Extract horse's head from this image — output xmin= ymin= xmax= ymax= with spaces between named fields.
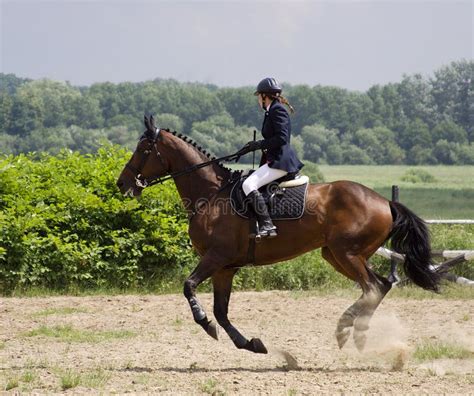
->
xmin=116 ymin=115 xmax=170 ymax=197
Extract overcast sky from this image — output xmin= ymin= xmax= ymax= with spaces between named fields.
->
xmin=1 ymin=0 xmax=472 ymax=91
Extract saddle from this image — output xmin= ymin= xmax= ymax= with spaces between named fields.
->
xmin=230 ymin=170 xmax=310 ymax=220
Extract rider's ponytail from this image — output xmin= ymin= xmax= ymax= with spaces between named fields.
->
xmin=267 ymin=93 xmax=295 ymax=114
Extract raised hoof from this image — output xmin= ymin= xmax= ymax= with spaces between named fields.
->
xmin=206 ymin=321 xmax=219 ymax=341
xmin=335 ymin=328 xmax=351 ymax=349
xmin=353 ymin=330 xmax=367 ymax=352
xmin=246 ymin=338 xmax=268 ymax=354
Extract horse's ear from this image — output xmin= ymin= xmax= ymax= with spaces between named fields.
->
xmin=150 ymin=115 xmax=156 ymax=130
xmin=144 ymin=114 xmax=150 ymax=130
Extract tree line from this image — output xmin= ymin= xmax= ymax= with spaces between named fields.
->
xmin=0 ymin=59 xmax=472 ymax=164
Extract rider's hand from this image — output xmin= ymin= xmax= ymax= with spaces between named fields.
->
xmin=241 ymin=140 xmax=263 ymax=153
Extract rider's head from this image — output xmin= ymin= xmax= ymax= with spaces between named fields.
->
xmin=254 ymin=77 xmax=294 ymax=113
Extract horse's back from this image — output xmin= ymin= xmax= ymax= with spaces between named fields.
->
xmin=307 ymin=180 xmax=392 ymax=229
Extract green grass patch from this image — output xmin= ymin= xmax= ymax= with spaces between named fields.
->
xmin=24 ymin=324 xmax=136 ymax=343
xmin=319 ymin=165 xmax=474 ymax=218
xmin=21 ymin=370 xmax=36 ymax=384
xmin=32 ymin=307 xmax=89 ymax=317
xmin=414 ymin=340 xmax=473 ymax=362
xmin=400 ymin=168 xmax=437 ymax=183
xmin=59 ymin=369 xmax=81 ymax=390
xmin=55 ymin=367 xmax=110 ymax=390
xmin=4 ymin=376 xmax=19 ymax=391
xmin=387 ymin=283 xmax=474 ymax=300
xmin=81 ymin=368 xmax=111 ymax=388
xmin=319 ymin=165 xmax=474 ymax=190
xmin=200 ymin=378 xmax=224 ymax=395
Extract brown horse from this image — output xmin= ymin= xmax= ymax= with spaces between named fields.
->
xmin=117 ymin=116 xmax=440 ymax=354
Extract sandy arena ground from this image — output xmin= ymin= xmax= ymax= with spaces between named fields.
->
xmin=1 ymin=291 xmax=473 ymax=394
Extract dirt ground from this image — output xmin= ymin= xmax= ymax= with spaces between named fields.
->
xmin=1 ymin=291 xmax=473 ymax=394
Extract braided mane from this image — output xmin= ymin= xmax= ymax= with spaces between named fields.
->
xmin=165 ymin=129 xmax=232 ymax=173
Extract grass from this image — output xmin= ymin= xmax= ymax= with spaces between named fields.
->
xmin=81 ymin=368 xmax=111 ymax=388
xmin=387 ymin=283 xmax=474 ymax=300
xmin=59 ymin=369 xmax=81 ymax=390
xmin=319 ymin=165 xmax=474 ymax=219
xmin=56 ymin=367 xmax=111 ymax=390
xmin=2 ymin=369 xmax=38 ymax=391
xmin=21 ymin=370 xmax=36 ymax=383
xmin=32 ymin=307 xmax=89 ymax=317
xmin=24 ymin=324 xmax=136 ymax=343
xmin=4 ymin=376 xmax=19 ymax=391
xmin=287 ymin=283 xmax=474 ymax=300
xmin=200 ymin=378 xmax=224 ymax=395
xmin=318 ymin=165 xmax=474 ymax=190
xmin=414 ymin=340 xmax=473 ymax=362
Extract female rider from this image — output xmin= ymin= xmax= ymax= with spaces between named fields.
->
xmin=240 ymin=77 xmax=304 ymax=239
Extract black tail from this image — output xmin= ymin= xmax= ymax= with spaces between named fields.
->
xmin=388 ymin=201 xmax=441 ymax=292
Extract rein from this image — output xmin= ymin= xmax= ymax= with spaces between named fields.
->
xmin=126 ymin=133 xmax=245 ymax=189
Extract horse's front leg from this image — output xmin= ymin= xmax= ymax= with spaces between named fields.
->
xmin=183 ymin=253 xmax=222 ymax=340
xmin=212 ymin=268 xmax=268 ymax=354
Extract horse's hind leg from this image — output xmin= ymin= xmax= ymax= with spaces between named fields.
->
xmin=212 ymin=268 xmax=268 ymax=354
xmin=351 ymin=269 xmax=392 ymax=351
xmin=321 ymin=247 xmax=360 ymax=349
xmin=324 ymin=247 xmax=391 ymax=351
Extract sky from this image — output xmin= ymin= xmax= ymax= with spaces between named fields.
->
xmin=1 ymin=0 xmax=472 ymax=91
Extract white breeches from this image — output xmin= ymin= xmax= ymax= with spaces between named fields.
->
xmin=242 ymin=164 xmax=288 ymax=196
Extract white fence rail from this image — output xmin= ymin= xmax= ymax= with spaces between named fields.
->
xmin=375 ymin=247 xmax=474 ymax=287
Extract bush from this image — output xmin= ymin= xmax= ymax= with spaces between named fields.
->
xmin=0 ymin=146 xmax=196 ymax=294
xmin=400 ymin=168 xmax=437 ymax=183
xmin=300 ymin=161 xmax=325 ymax=183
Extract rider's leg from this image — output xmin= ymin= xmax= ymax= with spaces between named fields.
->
xmin=242 ymin=164 xmax=287 ymax=238
xmin=242 ymin=164 xmax=287 ymax=196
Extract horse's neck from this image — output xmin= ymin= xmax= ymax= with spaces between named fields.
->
xmin=164 ymin=136 xmax=229 ymax=215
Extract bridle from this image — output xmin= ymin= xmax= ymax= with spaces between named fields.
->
xmin=125 ymin=128 xmax=244 ymax=189
xmin=125 ymin=132 xmax=169 ymax=188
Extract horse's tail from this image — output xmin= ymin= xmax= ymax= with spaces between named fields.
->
xmin=388 ymin=201 xmax=441 ymax=292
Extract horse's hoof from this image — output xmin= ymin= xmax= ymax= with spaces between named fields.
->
xmin=336 ymin=328 xmax=351 ymax=349
xmin=206 ymin=321 xmax=219 ymax=341
xmin=353 ymin=330 xmax=367 ymax=352
xmin=247 ymin=338 xmax=268 ymax=354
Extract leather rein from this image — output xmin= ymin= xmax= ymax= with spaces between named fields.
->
xmin=125 ymin=129 xmax=243 ymax=189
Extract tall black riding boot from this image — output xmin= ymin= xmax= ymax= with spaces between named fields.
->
xmin=247 ymin=190 xmax=277 ymax=239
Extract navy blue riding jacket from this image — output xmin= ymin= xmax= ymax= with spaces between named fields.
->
xmin=259 ymin=100 xmax=304 ymax=173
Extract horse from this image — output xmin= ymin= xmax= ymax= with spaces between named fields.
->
xmin=116 ymin=115 xmax=440 ymax=354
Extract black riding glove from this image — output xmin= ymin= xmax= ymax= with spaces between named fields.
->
xmin=240 ymin=140 xmax=263 ymax=154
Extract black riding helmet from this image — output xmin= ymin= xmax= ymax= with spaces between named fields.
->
xmin=254 ymin=77 xmax=282 ymax=95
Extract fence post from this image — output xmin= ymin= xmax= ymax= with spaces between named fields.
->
xmin=388 ymin=185 xmax=400 ymax=284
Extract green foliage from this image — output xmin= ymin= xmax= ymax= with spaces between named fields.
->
xmin=353 ymin=126 xmax=405 ymax=164
xmin=400 ymin=168 xmax=437 ymax=183
xmin=1 ymin=60 xmax=473 ymax=164
xmin=0 ymin=146 xmax=196 ymax=294
xmin=190 ymin=112 xmax=252 ymax=159
xmin=301 ymin=161 xmax=325 ymax=182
